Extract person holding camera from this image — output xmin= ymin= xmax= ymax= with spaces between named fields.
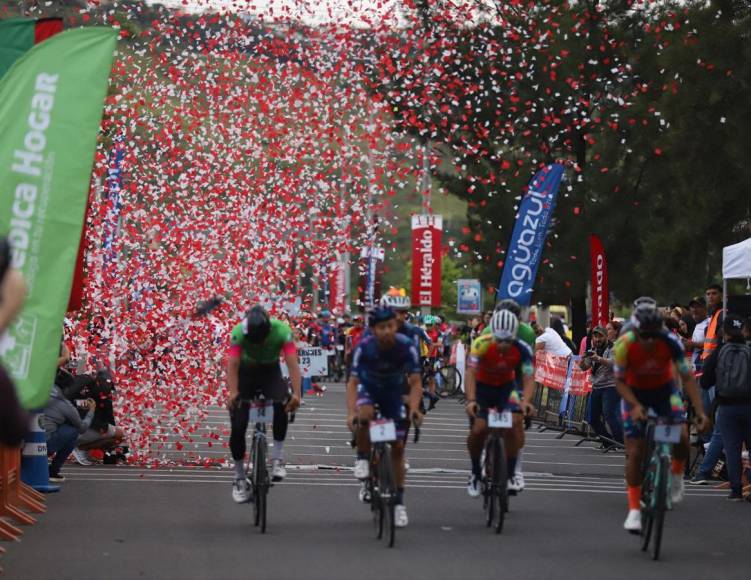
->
xmin=580 ymin=325 xmax=623 ymax=447
xmin=43 ymin=384 xmax=96 ymax=483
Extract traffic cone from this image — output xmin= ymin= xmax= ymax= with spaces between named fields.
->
xmin=20 ymin=412 xmax=60 ymax=493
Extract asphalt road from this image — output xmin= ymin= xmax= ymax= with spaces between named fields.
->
xmin=2 ymin=385 xmax=748 ymax=580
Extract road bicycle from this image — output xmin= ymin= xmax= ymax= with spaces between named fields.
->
xmin=352 ymin=410 xmax=419 ymax=548
xmin=639 ymin=411 xmax=684 ymax=560
xmin=242 ymin=393 xmax=274 ymax=534
xmin=422 ymin=357 xmax=462 ymax=399
xmin=481 ymin=407 xmax=513 ymax=534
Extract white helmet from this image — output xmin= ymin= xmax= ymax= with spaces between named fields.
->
xmin=380 ymin=293 xmax=411 ymax=311
xmin=490 ymin=310 xmax=519 ymax=341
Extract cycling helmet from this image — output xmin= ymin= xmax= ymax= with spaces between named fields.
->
xmin=368 ymin=306 xmax=396 ymax=327
xmin=319 ymin=310 xmax=331 ymax=320
xmin=242 ymin=305 xmax=271 ymax=343
xmin=631 ymin=298 xmax=663 ymax=333
xmin=424 ymin=315 xmax=436 ymax=326
xmin=495 ymin=298 xmax=522 ymax=318
xmin=490 ymin=309 xmax=519 ymax=341
xmin=380 ymin=288 xmax=411 ymax=311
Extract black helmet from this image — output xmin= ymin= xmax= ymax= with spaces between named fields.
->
xmin=632 ymin=298 xmax=663 ymax=333
xmin=368 ymin=306 xmax=396 ymax=327
xmin=242 ymin=305 xmax=271 ymax=344
xmin=495 ymin=298 xmax=522 ymax=318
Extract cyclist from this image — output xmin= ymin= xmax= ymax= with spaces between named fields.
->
xmin=614 ymin=298 xmax=708 ymax=533
xmin=346 ymin=306 xmax=423 ymax=528
xmin=226 ymin=305 xmax=302 ymax=503
xmin=465 ymin=310 xmax=536 ymax=497
xmin=480 ymin=299 xmax=537 ymax=489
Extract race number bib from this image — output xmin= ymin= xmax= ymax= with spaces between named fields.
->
xmin=369 ymin=419 xmax=397 ymax=442
xmin=654 ymin=424 xmax=681 ymax=443
xmin=249 ymin=402 xmax=274 ymax=423
xmin=488 ymin=409 xmax=513 ymax=429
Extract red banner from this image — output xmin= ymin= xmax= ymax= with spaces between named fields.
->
xmin=534 ymin=352 xmax=592 ymax=395
xmin=589 ymin=234 xmax=609 ymax=328
xmin=411 ymin=215 xmax=442 ymax=307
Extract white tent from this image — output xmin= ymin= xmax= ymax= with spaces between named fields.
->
xmin=722 ymin=237 xmax=751 ymax=314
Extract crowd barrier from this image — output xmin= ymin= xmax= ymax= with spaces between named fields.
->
xmin=0 ymin=444 xmax=47 ymax=572
xmin=531 ymin=352 xmax=622 ymax=449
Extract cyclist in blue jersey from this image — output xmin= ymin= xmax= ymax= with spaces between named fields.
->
xmin=346 ymin=306 xmax=423 ymax=528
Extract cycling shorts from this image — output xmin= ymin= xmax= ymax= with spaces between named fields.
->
xmin=472 ymin=382 xmax=521 ymax=423
xmin=356 ymin=383 xmax=408 ymax=441
xmin=621 ymin=382 xmax=686 ymax=439
xmin=238 ymin=363 xmax=287 ymax=403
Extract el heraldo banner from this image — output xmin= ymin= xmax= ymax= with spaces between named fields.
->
xmin=411 ymin=214 xmax=442 ymax=307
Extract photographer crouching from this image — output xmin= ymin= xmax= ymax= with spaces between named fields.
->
xmin=61 ymin=368 xmax=126 ymax=465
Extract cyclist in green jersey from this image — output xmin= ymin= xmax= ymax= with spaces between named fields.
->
xmin=226 ymin=305 xmax=301 ymax=503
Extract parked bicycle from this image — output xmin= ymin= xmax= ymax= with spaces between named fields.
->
xmin=422 ymin=357 xmax=462 ymax=399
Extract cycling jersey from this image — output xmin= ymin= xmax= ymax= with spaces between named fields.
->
xmin=351 ymin=334 xmax=422 ymax=390
xmin=425 ymin=328 xmax=441 ymax=357
xmin=468 ymin=335 xmax=534 ymax=387
xmin=228 ymin=319 xmax=296 ymax=365
xmin=320 ymin=323 xmax=336 ymax=348
xmin=397 ymin=322 xmax=432 ymax=353
xmin=613 ymin=330 xmax=689 ymax=390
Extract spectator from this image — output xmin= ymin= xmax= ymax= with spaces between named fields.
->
xmin=701 ymin=284 xmax=724 ymax=363
xmin=685 ymin=296 xmax=709 ymax=372
xmin=605 ymin=320 xmax=622 ymax=343
xmin=43 ymin=385 xmax=96 ymax=482
xmin=580 ymin=326 xmax=623 ymax=447
xmin=579 ymin=317 xmax=593 ymax=356
xmin=700 ymin=314 xmax=751 ymax=501
xmin=68 ymin=369 xmax=125 ymax=465
xmin=535 ymin=317 xmax=573 ymax=357
xmin=690 ymin=284 xmax=727 ymax=485
xmin=0 ymin=238 xmax=28 ymax=447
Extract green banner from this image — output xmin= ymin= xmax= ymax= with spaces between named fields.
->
xmin=0 ymin=27 xmax=116 ymax=409
xmin=0 ymin=18 xmax=35 ymax=78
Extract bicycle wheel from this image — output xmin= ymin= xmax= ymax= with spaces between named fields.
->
xmin=370 ymin=458 xmax=384 ymax=540
xmin=253 ymin=438 xmax=268 ymax=533
xmin=437 ymin=364 xmax=461 ymax=397
xmin=483 ymin=440 xmax=495 ymax=528
xmin=640 ymin=424 xmax=656 ymax=551
xmin=492 ymin=437 xmax=508 ymax=534
xmin=651 ymin=453 xmax=670 ymax=561
xmin=378 ymin=444 xmax=396 ymax=548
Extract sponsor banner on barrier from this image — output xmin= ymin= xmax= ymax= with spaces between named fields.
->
xmin=282 ymin=347 xmax=328 ymax=378
xmin=0 ymin=28 xmax=117 ymax=409
xmin=497 ymin=164 xmax=564 ymax=306
xmin=457 ymin=278 xmax=482 ymax=314
xmin=411 ymin=214 xmax=442 ymax=307
xmin=589 ymin=234 xmax=609 ymax=328
xmin=534 ymin=351 xmax=591 ymax=395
